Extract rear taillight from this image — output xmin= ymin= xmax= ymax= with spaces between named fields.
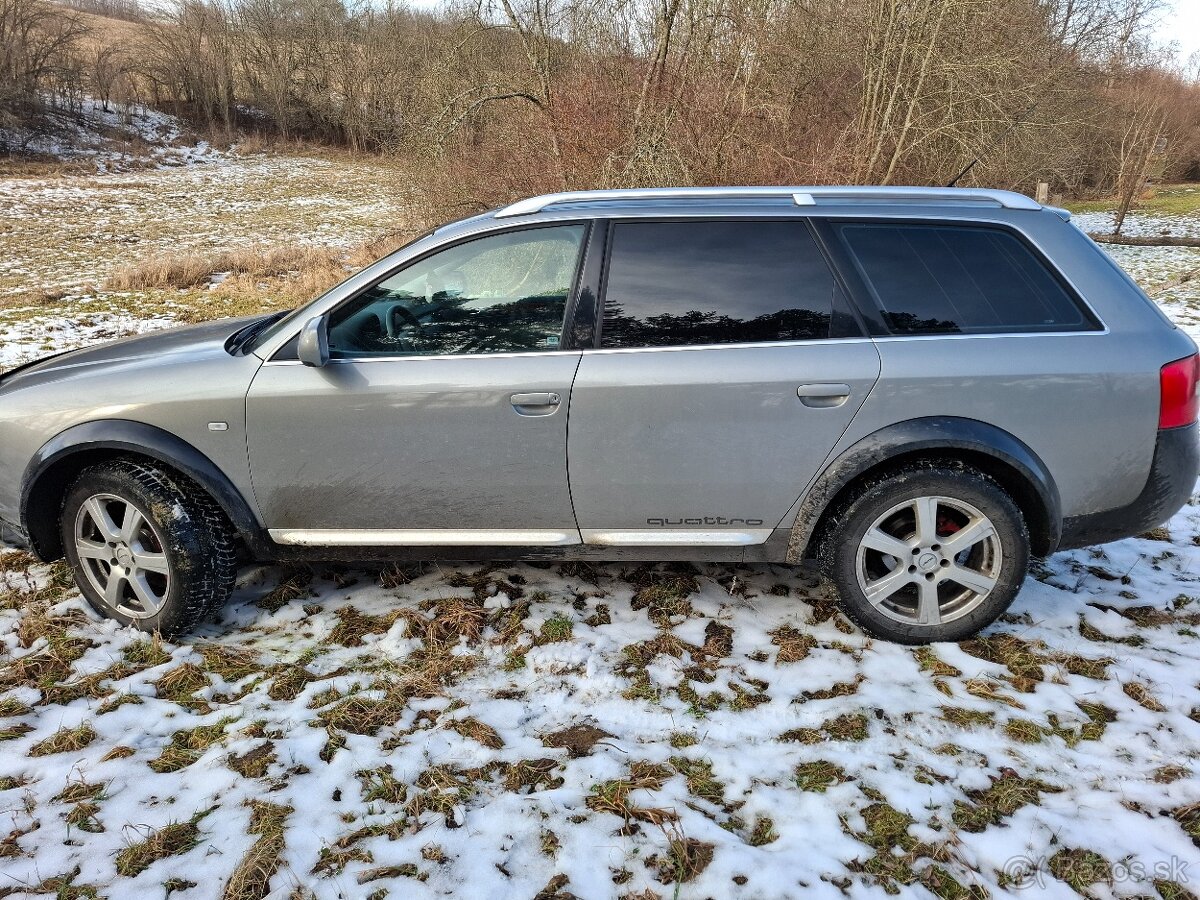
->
xmin=1159 ymin=353 xmax=1200 ymax=429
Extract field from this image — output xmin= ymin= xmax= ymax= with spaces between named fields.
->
xmin=1 ymin=155 xmax=1200 ymax=900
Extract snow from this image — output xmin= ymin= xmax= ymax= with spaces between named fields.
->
xmin=0 ymin=98 xmax=226 ymax=173
xmin=1 ymin=188 xmax=1199 ymax=897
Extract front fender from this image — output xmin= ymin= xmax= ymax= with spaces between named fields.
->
xmin=785 ymin=416 xmax=1062 ymax=563
xmin=21 ymin=419 xmax=269 ymax=560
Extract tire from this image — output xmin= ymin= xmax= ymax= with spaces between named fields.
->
xmin=826 ymin=463 xmax=1029 ymax=644
xmin=61 ymin=458 xmax=237 ymax=636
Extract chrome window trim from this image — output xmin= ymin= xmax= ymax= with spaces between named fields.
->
xmin=270 ymin=528 xmax=581 ymax=546
xmin=259 ymin=329 xmax=1110 ymax=365
xmin=261 ymin=349 xmax=583 ymax=366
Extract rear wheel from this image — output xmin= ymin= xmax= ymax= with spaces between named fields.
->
xmin=827 ymin=465 xmax=1028 ymax=644
xmin=61 ymin=459 xmax=237 ymax=636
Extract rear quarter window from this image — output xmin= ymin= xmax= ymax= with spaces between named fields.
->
xmin=832 ymin=222 xmax=1098 ymax=335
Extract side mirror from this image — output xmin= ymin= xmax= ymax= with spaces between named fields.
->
xmin=298 ymin=314 xmax=330 ymax=367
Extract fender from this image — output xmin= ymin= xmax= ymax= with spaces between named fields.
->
xmin=20 ymin=419 xmax=270 ymax=560
xmin=785 ymin=416 xmax=1062 ymax=563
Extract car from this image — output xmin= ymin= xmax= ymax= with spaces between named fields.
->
xmin=1 ymin=185 xmax=1197 ymax=643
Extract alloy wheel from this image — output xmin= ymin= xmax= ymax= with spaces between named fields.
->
xmin=74 ymin=493 xmax=172 ymax=619
xmin=854 ymin=495 xmax=1003 ymax=627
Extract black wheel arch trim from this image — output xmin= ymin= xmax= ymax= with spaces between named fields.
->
xmin=20 ymin=419 xmax=270 ymax=561
xmin=785 ymin=416 xmax=1063 ymax=564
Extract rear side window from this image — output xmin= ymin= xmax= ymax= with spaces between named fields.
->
xmin=600 ymin=220 xmax=839 ymax=348
xmin=832 ymin=223 xmax=1096 ymax=335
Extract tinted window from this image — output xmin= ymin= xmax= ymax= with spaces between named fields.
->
xmin=601 ymin=220 xmax=837 ymax=348
xmin=328 ymin=224 xmax=586 ymax=358
xmin=834 ymin=223 xmax=1093 ymax=335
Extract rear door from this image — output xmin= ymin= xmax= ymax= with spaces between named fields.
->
xmin=567 ymin=218 xmax=881 ymax=547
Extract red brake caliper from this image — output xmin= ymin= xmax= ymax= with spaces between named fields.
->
xmin=936 ymin=515 xmax=961 ymax=538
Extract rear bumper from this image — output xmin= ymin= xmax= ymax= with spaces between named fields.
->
xmin=1058 ymin=422 xmax=1199 ymax=550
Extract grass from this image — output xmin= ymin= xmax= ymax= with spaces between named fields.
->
xmin=114 ymin=811 xmax=210 ymax=877
xmin=149 ymin=717 xmax=237 ymax=773
xmin=794 ymin=760 xmax=848 ymax=792
xmin=1063 ymin=184 xmax=1200 ymax=216
xmin=28 ymin=723 xmax=97 ymax=757
xmin=222 ymin=802 xmax=290 ymax=900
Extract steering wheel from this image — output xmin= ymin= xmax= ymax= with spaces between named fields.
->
xmin=385 ymin=304 xmax=422 ymax=341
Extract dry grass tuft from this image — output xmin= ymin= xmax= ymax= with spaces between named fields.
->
xmin=780 ymin=712 xmax=869 ymax=744
xmin=29 ymin=723 xmax=97 ymax=757
xmin=154 ymin=663 xmax=211 ymax=707
xmin=198 ymin=645 xmax=262 ymax=682
xmin=447 ymin=716 xmax=504 ymax=749
xmin=228 ymin=742 xmax=276 ymax=779
xmin=1122 ymin=681 xmax=1167 ymax=712
xmin=794 ymin=759 xmax=849 ymax=792
xmin=654 ymin=826 xmax=714 ymax=886
xmin=542 ymin=723 xmax=614 ymax=758
xmin=115 ymin=813 xmax=207 ymax=877
xmin=149 ymin=717 xmax=237 ymax=773
xmin=771 ymin=625 xmax=817 ymax=663
xmin=222 ymin=802 xmax=290 ymax=900
xmin=326 ymin=606 xmax=401 ymax=647
xmin=953 ymin=771 xmax=1062 ymax=833
xmin=123 ymin=637 xmax=171 ymax=670
xmin=104 ymin=246 xmax=342 ymax=292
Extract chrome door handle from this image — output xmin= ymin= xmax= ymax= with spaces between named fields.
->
xmin=797 ymin=383 xmax=851 ymax=408
xmin=510 ymin=392 xmax=561 ymax=413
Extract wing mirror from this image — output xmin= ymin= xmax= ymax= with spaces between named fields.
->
xmin=298 ymin=314 xmax=330 ymax=367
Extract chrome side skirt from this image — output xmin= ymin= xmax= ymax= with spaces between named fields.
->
xmin=581 ymin=529 xmax=772 ymax=546
xmin=269 ymin=529 xmax=582 ymax=547
xmin=268 ymin=528 xmax=773 ymax=548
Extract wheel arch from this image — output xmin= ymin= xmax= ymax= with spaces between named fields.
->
xmin=20 ymin=419 xmax=268 ymax=561
xmin=788 ymin=417 xmax=1061 ymax=566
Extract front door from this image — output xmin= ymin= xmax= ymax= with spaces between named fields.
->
xmin=246 ymin=222 xmax=590 ymax=547
xmin=567 ymin=218 xmax=881 ymax=546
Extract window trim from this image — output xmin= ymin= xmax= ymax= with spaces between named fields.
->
xmin=814 ymin=217 xmax=1104 ymax=337
xmin=271 ymin=220 xmax=595 ymax=362
xmin=592 ymin=216 xmax=865 ymax=351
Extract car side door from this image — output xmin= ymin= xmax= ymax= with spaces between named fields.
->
xmin=566 ymin=217 xmax=881 ymax=547
xmin=245 ymin=221 xmax=597 ymax=547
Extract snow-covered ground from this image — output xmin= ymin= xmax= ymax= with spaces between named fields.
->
xmin=0 ymin=148 xmax=406 ymax=370
xmin=1 ymin=179 xmax=1199 ymax=899
xmin=0 ymin=98 xmax=225 ymax=173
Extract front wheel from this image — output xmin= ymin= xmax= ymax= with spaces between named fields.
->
xmin=826 ymin=465 xmax=1029 ymax=644
xmin=61 ymin=459 xmax=237 ymax=636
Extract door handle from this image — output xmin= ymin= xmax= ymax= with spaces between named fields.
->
xmin=797 ymin=383 xmax=851 ymax=408
xmin=510 ymin=392 xmax=561 ymax=412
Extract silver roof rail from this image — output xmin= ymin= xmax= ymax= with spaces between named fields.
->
xmin=493 ymin=186 xmax=1042 ymax=218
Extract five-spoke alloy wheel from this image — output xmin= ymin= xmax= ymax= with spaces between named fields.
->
xmin=828 ymin=465 xmax=1028 ymax=644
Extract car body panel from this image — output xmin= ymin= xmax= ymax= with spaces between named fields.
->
xmin=567 ymin=341 xmax=881 ymax=540
xmin=0 ymin=318 xmax=263 ymax=528
xmin=244 ymin=353 xmax=583 ymax=533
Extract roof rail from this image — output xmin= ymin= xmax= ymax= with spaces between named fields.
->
xmin=493 ymin=186 xmax=1042 ymax=218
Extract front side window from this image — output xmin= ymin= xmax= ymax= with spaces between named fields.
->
xmin=832 ymin=222 xmax=1096 ymax=335
xmin=328 ymin=224 xmax=586 ymax=358
xmin=600 ymin=220 xmax=838 ymax=348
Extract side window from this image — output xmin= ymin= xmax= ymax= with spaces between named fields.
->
xmin=600 ymin=220 xmax=838 ymax=348
xmin=832 ymin=223 xmax=1096 ymax=335
xmin=327 ymin=224 xmax=586 ymax=358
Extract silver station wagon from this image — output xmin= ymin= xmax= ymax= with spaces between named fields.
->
xmin=1 ymin=186 xmax=1196 ymax=643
